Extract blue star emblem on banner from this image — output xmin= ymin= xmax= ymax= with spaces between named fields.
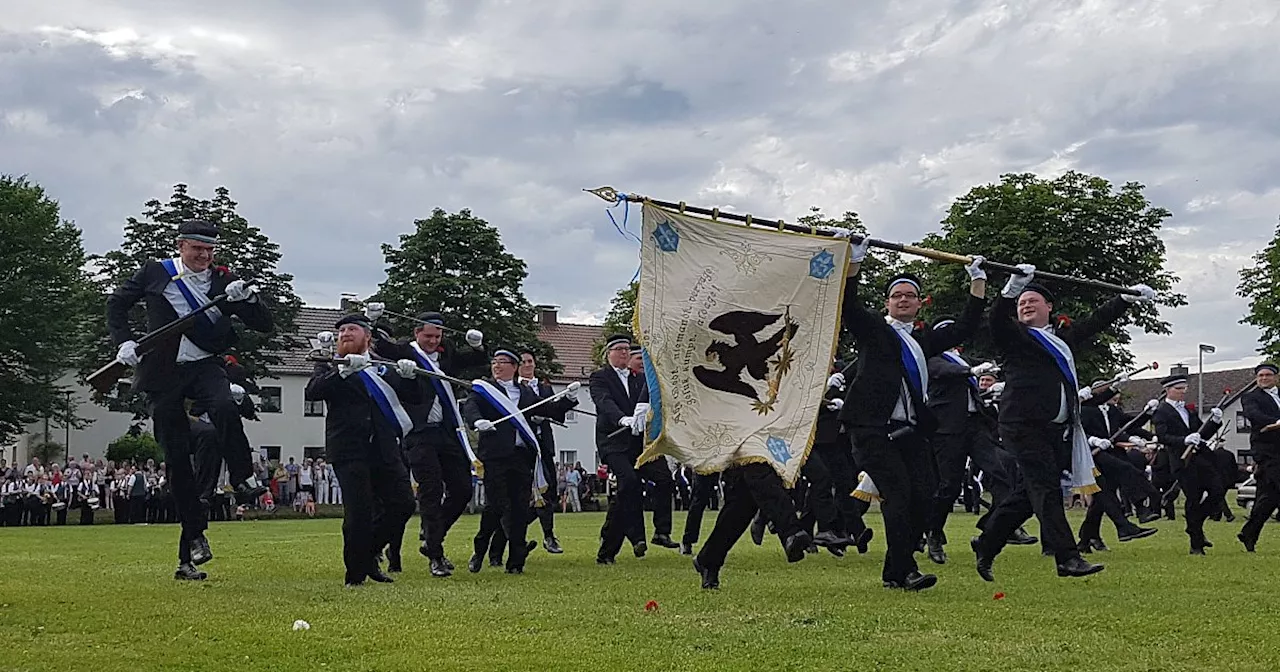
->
xmin=809 ymin=249 xmax=835 ymax=279
xmin=766 ymin=436 xmax=790 ymax=464
xmin=653 ymin=221 xmax=680 ymax=252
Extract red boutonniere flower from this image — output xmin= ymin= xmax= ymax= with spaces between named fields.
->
xmin=923 ymin=295 xmax=933 ymax=306
xmin=913 ymin=320 xmax=926 ymax=332
xmin=214 ymin=265 xmax=230 ymax=276
xmin=1056 ymin=314 xmax=1072 ymax=328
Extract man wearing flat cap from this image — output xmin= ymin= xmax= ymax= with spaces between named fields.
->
xmin=1237 ymin=362 xmax=1280 ymax=551
xmin=306 ymin=314 xmax=421 ymax=586
xmin=1151 ymin=371 xmax=1226 ymax=554
xmin=972 ymin=265 xmax=1154 ymax=581
xmin=363 ymin=303 xmax=486 ymax=577
xmin=838 ymin=238 xmax=989 ymax=592
xmin=107 ymin=219 xmax=272 ymax=581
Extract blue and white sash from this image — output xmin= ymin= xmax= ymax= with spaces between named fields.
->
xmin=941 ymin=350 xmax=978 ymax=390
xmin=356 ymin=366 xmax=414 ymax=437
xmin=471 ymin=380 xmax=550 ymax=495
xmin=160 ymin=258 xmax=222 ymax=324
xmin=1027 ymin=327 xmax=1099 ymax=494
xmin=887 ymin=320 xmax=929 ymax=403
xmin=409 ymin=342 xmax=480 ymax=466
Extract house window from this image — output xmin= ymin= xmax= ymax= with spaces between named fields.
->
xmin=1237 ymin=411 xmax=1251 ymax=433
xmin=559 ymin=450 xmax=577 ymax=467
xmin=263 ymin=446 xmax=281 ymax=462
xmin=304 ymin=399 xmax=324 ymax=417
xmin=303 ymin=446 xmax=324 ymax=460
xmin=258 ymin=386 xmax=282 ymax=413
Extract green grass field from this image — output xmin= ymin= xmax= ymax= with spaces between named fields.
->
xmin=2 ymin=509 xmax=1278 ymax=672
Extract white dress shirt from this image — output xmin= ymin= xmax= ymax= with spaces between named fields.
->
xmin=161 ymin=258 xmax=217 ymax=363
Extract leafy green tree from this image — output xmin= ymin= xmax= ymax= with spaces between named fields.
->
xmin=911 ymin=171 xmax=1184 ymax=380
xmin=594 ymin=281 xmax=638 ymax=365
xmin=1238 ymin=216 xmax=1280 ymax=360
xmin=105 ymin=431 xmax=164 ymax=466
xmin=0 ymin=175 xmax=98 ymax=445
xmin=81 ymin=184 xmax=303 ymax=415
xmin=371 ymin=208 xmax=558 ymax=379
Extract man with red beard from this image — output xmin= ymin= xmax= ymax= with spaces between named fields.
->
xmin=306 ymin=315 xmax=420 ymax=587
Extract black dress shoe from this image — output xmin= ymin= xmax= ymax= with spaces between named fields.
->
xmin=468 ymin=554 xmax=483 ymax=573
xmin=233 ymin=482 xmax=269 ymax=504
xmin=1203 ymin=539 xmax=1214 ymax=548
xmin=678 ymin=542 xmax=694 ymax=555
xmin=1189 ymin=547 xmax=1206 ymax=555
xmin=854 ymin=528 xmax=874 ymax=554
xmin=914 ymin=537 xmax=927 ymax=553
xmin=827 ymin=545 xmax=846 ymax=558
xmin=1089 ymin=538 xmax=1109 ymax=552
xmin=387 ymin=560 xmax=402 ymax=573
xmin=633 ymin=541 xmax=648 ymax=558
xmin=442 ymin=557 xmax=455 ymax=571
xmin=884 ymin=572 xmax=938 ymax=591
xmin=972 ymin=537 xmax=994 ymax=582
xmin=544 ymin=536 xmax=564 ymax=554
xmin=1117 ymin=527 xmax=1158 ymax=542
xmin=344 ymin=579 xmax=365 ymax=588
xmin=1138 ymin=511 xmax=1162 ymax=524
xmin=174 ymin=563 xmax=207 ymax=581
xmin=692 ymin=557 xmax=719 ymax=590
xmin=430 ymin=558 xmax=451 ymax=577
xmin=1239 ymin=532 xmax=1257 ymax=552
xmin=813 ymin=530 xmax=844 ymax=548
xmin=489 ymin=557 xmax=503 ymax=567
xmin=1056 ymin=556 xmax=1104 ymax=578
xmin=749 ymin=517 xmax=767 ymax=546
xmin=652 ymin=534 xmax=679 ymax=549
xmin=596 ymin=555 xmax=616 ymax=565
xmin=926 ymin=532 xmax=947 ymax=565
xmin=783 ymin=530 xmax=812 ymax=563
xmin=1076 ymin=540 xmax=1093 ymax=555
xmin=806 ymin=544 xmax=819 ymax=555
xmin=1007 ymin=527 xmax=1038 ymax=545
xmin=368 ymin=569 xmax=395 ymax=584
xmin=189 ymin=535 xmax=213 ymax=566
xmin=505 ymin=566 xmax=524 ymax=574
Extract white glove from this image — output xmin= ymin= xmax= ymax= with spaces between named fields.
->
xmin=818 ymin=225 xmax=852 ymax=239
xmin=1184 ymin=433 xmax=1202 ymax=447
xmin=225 ymin=279 xmax=255 ymax=302
xmin=395 ymin=359 xmax=417 ymax=378
xmin=827 ymin=372 xmax=846 ymax=389
xmin=1088 ymin=437 xmax=1112 ymax=450
xmin=618 ymin=415 xmax=636 ymax=430
xmin=989 ymin=381 xmax=1005 ymax=397
xmin=1144 ymin=399 xmax=1160 ymax=413
xmin=1127 ymin=436 xmax=1147 ymax=449
xmin=363 ymin=302 xmax=385 ymax=321
xmin=632 ymin=403 xmax=650 ymax=436
xmin=1078 ymin=386 xmax=1094 ymax=402
xmin=117 ymin=340 xmax=141 ymax=366
xmin=971 ymin=362 xmax=997 ymax=377
xmin=849 ymin=236 xmax=870 ymax=263
xmin=1123 ymin=284 xmax=1156 ymax=304
xmin=229 ymin=383 xmax=246 ymax=404
xmin=465 ymin=329 xmax=483 ymax=348
xmin=825 ymin=398 xmax=844 ymax=411
xmin=1112 ymin=373 xmax=1130 ymax=390
xmin=965 ymin=255 xmax=987 ymax=281
xmin=475 ymin=419 xmax=496 ymax=433
xmin=316 ymin=331 xmax=335 ymax=346
xmin=1001 ymin=264 xmax=1036 ymax=298
xmin=337 ymin=353 xmax=371 ymax=378
xmin=1211 ymin=407 xmax=1223 ymax=423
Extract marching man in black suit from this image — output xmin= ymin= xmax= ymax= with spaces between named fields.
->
xmin=592 ymin=335 xmax=677 ymax=564
xmin=924 ymin=323 xmax=1030 ymax=565
xmin=812 ymin=362 xmax=873 ymax=554
xmin=1238 ymin=362 xmax=1280 ymax=551
xmin=305 ymin=314 xmax=419 ymax=586
xmin=1073 ymin=384 xmax=1159 ymax=552
xmin=365 ymin=304 xmax=486 ymax=577
xmin=1151 ymin=373 xmax=1224 ymax=554
xmin=839 ymin=238 xmax=988 ymax=591
xmin=972 ymin=266 xmax=1154 ymax=581
xmin=106 ymin=219 xmax=271 ymax=581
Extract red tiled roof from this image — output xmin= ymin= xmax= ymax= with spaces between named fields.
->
xmin=1122 ymin=367 xmax=1256 ymax=413
xmin=539 ymin=322 xmax=603 ymax=383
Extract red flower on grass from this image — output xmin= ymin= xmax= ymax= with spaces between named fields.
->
xmin=993 ymin=592 xmax=1006 ymax=601
xmin=644 ymin=600 xmax=659 ymax=613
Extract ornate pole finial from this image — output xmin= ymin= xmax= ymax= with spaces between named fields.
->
xmin=584 ymin=186 xmax=621 ymax=203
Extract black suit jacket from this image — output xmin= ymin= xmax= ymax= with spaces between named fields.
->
xmin=590 ymin=366 xmax=648 ymax=459
xmin=814 ymin=385 xmax=844 ymax=445
xmin=1080 ymin=399 xmax=1154 ymax=443
xmin=461 ymin=378 xmax=545 ymax=463
xmin=926 ymin=352 xmax=995 ymax=434
xmin=989 ymin=295 xmax=1129 ymax=425
xmin=524 ymin=379 xmax=577 ymax=459
xmin=106 ymin=261 xmax=273 ymax=392
xmin=372 ymin=333 xmax=487 ymax=433
xmin=304 ymin=361 xmax=421 ymax=465
xmin=1152 ymin=401 xmax=1203 ymax=471
xmin=839 ymin=273 xmax=985 ymax=432
xmin=1240 ymin=387 xmax=1280 ymax=454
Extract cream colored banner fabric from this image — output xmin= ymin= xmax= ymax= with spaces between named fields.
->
xmin=635 ymin=203 xmax=848 ymax=485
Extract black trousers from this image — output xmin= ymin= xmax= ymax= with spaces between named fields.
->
xmin=681 ymin=471 xmax=718 ymax=546
xmin=815 ymin=440 xmax=868 ymax=539
xmin=800 ymin=450 xmax=838 ymax=533
xmin=1096 ymin=450 xmax=1160 ymax=508
xmin=149 ymin=358 xmax=253 ymax=563
xmin=333 ymin=455 xmax=415 ymax=583
xmin=1078 ymin=473 xmax=1133 ymax=542
xmin=472 ymin=453 xmax=536 ymax=570
xmin=852 ymin=427 xmax=935 ymax=583
xmin=930 ymin=419 xmax=1013 ymax=539
xmin=405 ymin=427 xmax=474 ymax=560
xmin=79 ymin=504 xmax=94 ymax=525
xmin=191 ymin=420 xmax=222 ymax=505
xmin=980 ymin=422 xmax=1080 ymax=563
xmin=696 ymin=463 xmax=801 ymax=569
xmin=1241 ymin=449 xmax=1280 ymax=543
xmin=1179 ymin=452 xmax=1225 ymax=547
xmin=598 ymin=452 xmax=675 ymax=559
xmin=55 ymin=506 xmax=68 ymax=525
xmin=129 ymin=497 xmax=148 ymax=525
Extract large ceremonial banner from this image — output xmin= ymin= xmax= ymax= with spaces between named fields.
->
xmin=635 ymin=202 xmax=848 ymax=485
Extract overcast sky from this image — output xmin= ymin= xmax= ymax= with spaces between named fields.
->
xmin=4 ymin=1 xmax=1279 ymax=374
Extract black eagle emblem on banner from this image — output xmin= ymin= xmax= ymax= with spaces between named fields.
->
xmin=693 ymin=310 xmax=799 ymax=407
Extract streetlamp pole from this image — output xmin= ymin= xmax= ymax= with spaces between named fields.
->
xmin=1198 ymin=344 xmax=1216 ymax=417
